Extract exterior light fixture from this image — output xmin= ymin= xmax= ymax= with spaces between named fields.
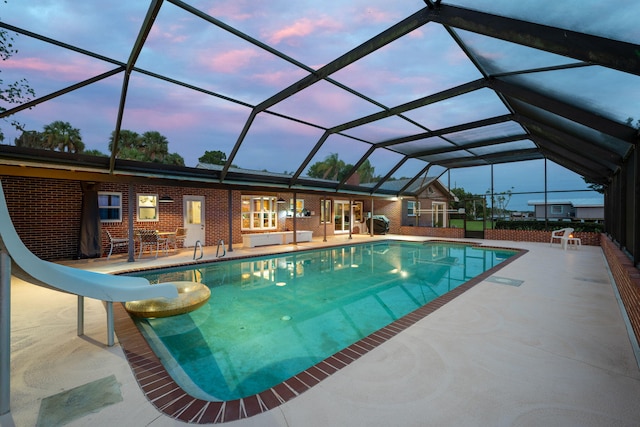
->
xmin=159 ymin=195 xmax=174 ymax=203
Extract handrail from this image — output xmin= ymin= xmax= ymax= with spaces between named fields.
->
xmin=216 ymin=239 xmax=226 ymax=258
xmin=193 ymin=240 xmax=203 ymax=260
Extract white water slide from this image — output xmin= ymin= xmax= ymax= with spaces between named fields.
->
xmin=0 ymin=179 xmax=178 ymax=414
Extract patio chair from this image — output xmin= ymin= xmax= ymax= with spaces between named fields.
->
xmin=137 ymin=229 xmax=168 ymax=258
xmin=168 ymin=227 xmax=187 ymax=251
xmin=105 ymin=230 xmax=128 ymax=259
xmin=550 ymin=227 xmax=574 ymax=247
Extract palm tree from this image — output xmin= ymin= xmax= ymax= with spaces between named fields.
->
xmin=109 ymin=129 xmax=140 ymax=157
xmin=14 ymin=130 xmax=43 ymax=149
xmin=356 ymin=159 xmax=375 ymax=183
xmin=42 ymin=121 xmax=84 ymax=153
xmin=308 ymin=153 xmax=346 ymax=180
xmin=324 ymin=153 xmax=344 ymax=180
xmin=140 ymin=131 xmax=169 ymax=162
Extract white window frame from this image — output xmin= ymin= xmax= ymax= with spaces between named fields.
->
xmin=407 ymin=200 xmax=421 ymax=217
xmin=137 ymin=194 xmax=159 ymax=222
xmin=98 ymin=191 xmax=122 ymax=223
xmin=241 ymin=195 xmax=278 ymax=230
xmin=287 ymin=198 xmax=305 ymax=217
xmin=551 ymin=205 xmax=564 ymax=214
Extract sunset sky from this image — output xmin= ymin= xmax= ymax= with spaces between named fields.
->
xmin=2 ymin=0 xmax=634 ymax=209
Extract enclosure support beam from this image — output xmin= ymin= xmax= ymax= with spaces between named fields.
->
xmin=228 ymin=190 xmax=234 ymax=252
xmin=634 ymin=148 xmax=640 ymax=267
xmin=0 ymin=250 xmax=10 ymax=415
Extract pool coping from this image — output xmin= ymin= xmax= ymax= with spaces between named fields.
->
xmin=113 ymin=241 xmax=527 ymax=424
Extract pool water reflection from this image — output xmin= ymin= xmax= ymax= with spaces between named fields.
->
xmin=130 ymin=241 xmax=516 ymax=401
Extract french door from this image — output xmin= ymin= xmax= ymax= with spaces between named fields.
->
xmin=334 ymin=200 xmax=350 ymax=234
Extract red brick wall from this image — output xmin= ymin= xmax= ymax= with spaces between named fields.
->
xmin=99 ymin=183 xmax=242 ymax=256
xmin=1 ymin=176 xmax=82 ymax=260
xmin=486 ymin=229 xmax=600 ymax=246
xmin=601 ymin=234 xmax=640 ymax=345
xmin=2 ymin=176 xmax=246 ymax=260
xmin=375 ymin=199 xmax=402 ymax=234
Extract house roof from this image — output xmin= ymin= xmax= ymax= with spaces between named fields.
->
xmin=527 ymin=198 xmax=604 ymax=207
xmin=0 ymin=1 xmax=638 ymax=197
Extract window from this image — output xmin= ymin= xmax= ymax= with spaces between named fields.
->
xmin=287 ymin=199 xmax=306 ymax=217
xmin=242 ymin=196 xmax=277 ymax=230
xmin=137 ymin=194 xmax=158 ymax=221
xmin=320 ymin=199 xmax=332 ymax=223
xmin=98 ymin=192 xmax=122 ymax=222
xmin=407 ymin=200 xmax=420 ymax=216
xmin=551 ymin=205 xmax=564 ymax=214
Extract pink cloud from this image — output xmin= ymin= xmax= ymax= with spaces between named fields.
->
xmin=200 ymin=48 xmax=261 ymax=73
xmin=205 ymin=2 xmax=255 ymax=21
xmin=356 ymin=7 xmax=394 ymax=24
xmin=3 ymin=57 xmax=112 ymax=82
xmin=267 ymin=17 xmax=343 ymax=45
xmin=252 ymin=68 xmax=307 ymax=87
xmin=148 ymin=22 xmax=189 ymax=44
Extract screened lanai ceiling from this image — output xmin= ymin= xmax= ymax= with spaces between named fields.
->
xmin=0 ymin=0 xmax=639 ymax=197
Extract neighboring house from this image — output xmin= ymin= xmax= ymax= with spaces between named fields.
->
xmin=527 ymin=199 xmax=604 ymax=221
xmin=376 ymin=177 xmax=457 ymax=228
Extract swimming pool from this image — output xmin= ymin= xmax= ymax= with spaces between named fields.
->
xmin=130 ymin=240 xmax=517 ymax=401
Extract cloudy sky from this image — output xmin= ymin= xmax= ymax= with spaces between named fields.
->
xmin=2 ymin=0 xmax=635 ymax=209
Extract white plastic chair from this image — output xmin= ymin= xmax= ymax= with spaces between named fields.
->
xmin=550 ymin=227 xmax=574 ymax=247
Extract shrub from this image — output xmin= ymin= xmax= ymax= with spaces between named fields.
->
xmin=494 ymin=220 xmax=604 ymax=233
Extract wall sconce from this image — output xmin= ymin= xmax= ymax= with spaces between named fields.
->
xmin=277 ymin=197 xmax=286 ymax=203
xmin=159 ymin=195 xmax=174 ymax=203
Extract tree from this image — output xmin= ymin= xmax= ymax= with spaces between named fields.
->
xmin=109 ymin=129 xmax=140 ymax=154
xmin=487 ymin=187 xmax=514 ymax=219
xmin=0 ymin=11 xmax=35 ymax=141
xmin=164 ymin=152 xmax=185 ymax=166
xmin=108 ymin=128 xmax=184 ymax=166
xmin=140 ymin=131 xmax=169 ymax=162
xmin=84 ymin=148 xmax=107 ymax=157
xmin=308 ymin=153 xmax=345 ymax=180
xmin=355 ymin=159 xmax=375 ymax=183
xmin=15 ymin=121 xmax=85 ymax=153
xmin=14 ymin=130 xmax=43 ymax=149
xmin=199 ymin=150 xmax=227 ymax=165
xmin=583 ymin=178 xmax=605 ymax=194
xmin=42 ymin=120 xmax=85 ymax=153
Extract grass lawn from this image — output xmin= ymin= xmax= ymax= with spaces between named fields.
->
xmin=449 ymin=219 xmax=494 ymax=230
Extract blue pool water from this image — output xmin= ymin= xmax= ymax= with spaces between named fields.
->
xmin=130 ymin=241 xmax=516 ymax=401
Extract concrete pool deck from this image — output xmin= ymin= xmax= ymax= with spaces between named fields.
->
xmin=2 ymin=235 xmax=640 ymax=426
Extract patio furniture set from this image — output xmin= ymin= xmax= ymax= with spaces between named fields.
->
xmin=106 ymin=228 xmax=187 ymax=259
